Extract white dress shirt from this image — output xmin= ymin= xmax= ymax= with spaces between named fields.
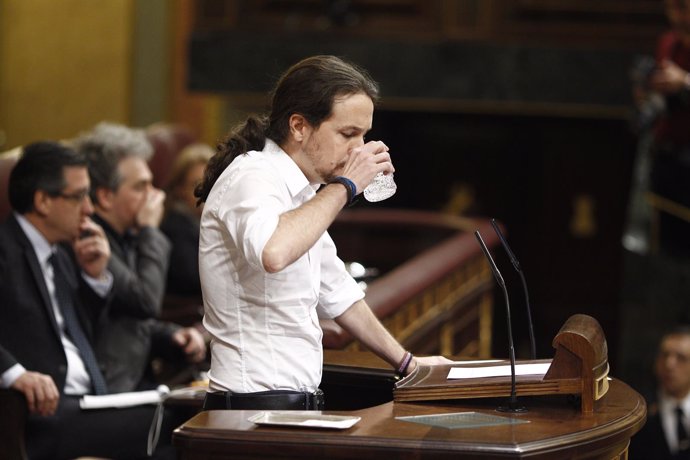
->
xmin=199 ymin=139 xmax=364 ymax=393
xmin=0 ymin=214 xmax=112 ymax=394
xmin=658 ymin=392 xmax=690 ymax=454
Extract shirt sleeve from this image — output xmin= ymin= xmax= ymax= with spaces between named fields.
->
xmin=0 ymin=363 xmax=26 ymax=388
xmin=213 ymin=163 xmax=284 ymax=271
xmin=316 ymin=231 xmax=365 ymax=319
xmin=81 ymin=269 xmax=113 ymax=297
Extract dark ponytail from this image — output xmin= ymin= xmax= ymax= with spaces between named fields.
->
xmin=195 ymin=114 xmax=268 ymax=204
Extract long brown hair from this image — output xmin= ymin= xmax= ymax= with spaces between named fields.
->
xmin=194 ymin=55 xmax=379 ymax=204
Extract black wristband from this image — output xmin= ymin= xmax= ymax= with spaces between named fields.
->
xmin=328 ymin=176 xmax=357 ymax=207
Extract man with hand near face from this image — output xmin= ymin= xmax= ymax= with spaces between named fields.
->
xmin=74 ymin=122 xmax=206 ymax=394
xmin=0 ymin=142 xmax=169 ymax=459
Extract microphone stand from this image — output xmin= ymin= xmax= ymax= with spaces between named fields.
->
xmin=490 ymin=218 xmax=536 ymax=360
xmin=475 ymin=230 xmax=527 ymax=413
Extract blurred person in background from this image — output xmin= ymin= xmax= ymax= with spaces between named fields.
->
xmin=160 ymin=143 xmax=214 ymax=317
xmin=630 ymin=326 xmax=690 ymax=459
xmin=629 ymin=0 xmax=690 ymax=257
xmin=74 ymin=122 xmax=206 ymax=393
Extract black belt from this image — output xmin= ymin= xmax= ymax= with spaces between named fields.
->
xmin=202 ymin=389 xmax=325 ymax=411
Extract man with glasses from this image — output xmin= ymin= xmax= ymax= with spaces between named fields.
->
xmin=0 ymin=141 xmax=173 ymax=459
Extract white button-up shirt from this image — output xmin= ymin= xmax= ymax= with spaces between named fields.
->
xmin=199 ymin=139 xmax=364 ymax=393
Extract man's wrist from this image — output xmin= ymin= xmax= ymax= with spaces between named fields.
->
xmin=1 ymin=363 xmax=26 ymax=389
xmin=396 ymin=351 xmax=414 ymax=376
xmin=328 ymin=176 xmax=357 ymax=207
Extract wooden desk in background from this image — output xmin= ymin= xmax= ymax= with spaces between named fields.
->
xmin=173 ymin=350 xmax=646 ymax=459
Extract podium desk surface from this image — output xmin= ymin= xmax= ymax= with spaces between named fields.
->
xmin=173 ymin=378 xmax=646 ymax=460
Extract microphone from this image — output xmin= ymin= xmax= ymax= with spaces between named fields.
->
xmin=475 ymin=230 xmax=526 ymax=413
xmin=490 ymin=218 xmax=537 ymax=360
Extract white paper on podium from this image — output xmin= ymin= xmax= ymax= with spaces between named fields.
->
xmin=79 ymin=385 xmax=170 ymax=409
xmin=447 ymin=363 xmax=550 ymax=380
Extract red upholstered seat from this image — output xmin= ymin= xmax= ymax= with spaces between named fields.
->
xmin=146 ymin=123 xmax=197 ymax=189
xmin=0 ymin=148 xmax=21 ymax=223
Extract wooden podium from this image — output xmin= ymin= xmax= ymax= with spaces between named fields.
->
xmin=173 ymin=316 xmax=646 ymax=459
xmin=395 ymin=314 xmax=610 ymax=413
xmin=173 ymin=380 xmax=645 ymax=460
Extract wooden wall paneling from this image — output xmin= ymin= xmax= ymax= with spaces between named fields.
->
xmin=171 ymin=0 xmax=228 ymax=144
xmin=192 ymin=0 xmax=668 ymax=48
xmin=194 ymin=0 xmax=240 ymax=30
xmin=440 ymin=0 xmax=500 ymax=41
xmin=497 ymin=0 xmax=666 ymax=47
xmin=198 ymin=0 xmax=443 ymax=38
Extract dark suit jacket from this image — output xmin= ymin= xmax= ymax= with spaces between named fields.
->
xmin=629 ymin=399 xmax=676 ymax=460
xmin=0 ymin=215 xmax=107 ymax=389
xmin=0 ymin=215 xmax=178 ymax=459
xmin=92 ymin=216 xmax=179 ymax=393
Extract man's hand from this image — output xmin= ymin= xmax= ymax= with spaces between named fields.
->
xmin=172 ymin=327 xmax=206 ymax=363
xmin=11 ymin=371 xmax=60 ymax=416
xmin=340 ymin=140 xmax=394 ymax=195
xmin=406 ymin=355 xmax=455 ymax=376
xmin=73 ymin=218 xmax=111 ymax=279
xmin=650 ymin=59 xmax=690 ymax=94
xmin=136 ymin=188 xmax=166 ymax=229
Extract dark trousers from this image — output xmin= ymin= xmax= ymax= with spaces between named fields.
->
xmin=26 ymin=395 xmax=183 ymax=460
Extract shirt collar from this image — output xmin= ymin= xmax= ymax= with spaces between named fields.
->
xmin=14 ymin=212 xmax=55 ymax=268
xmin=263 ymin=139 xmax=319 ymax=199
xmin=659 ymin=391 xmax=690 ymax=414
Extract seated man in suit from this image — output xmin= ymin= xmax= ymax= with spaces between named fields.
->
xmin=73 ymin=122 xmax=206 ymax=393
xmin=630 ymin=326 xmax=690 ymax=460
xmin=0 ymin=141 xmax=172 ymax=459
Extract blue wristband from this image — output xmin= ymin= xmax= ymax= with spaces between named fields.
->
xmin=329 ymin=176 xmax=357 ymax=206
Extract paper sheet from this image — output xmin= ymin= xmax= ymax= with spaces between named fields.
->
xmin=79 ymin=385 xmax=169 ymax=409
xmin=447 ymin=362 xmax=550 ymax=380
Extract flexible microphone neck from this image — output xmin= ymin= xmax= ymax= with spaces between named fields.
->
xmin=475 ymin=230 xmax=526 ymax=413
xmin=490 ymin=218 xmax=537 ymax=361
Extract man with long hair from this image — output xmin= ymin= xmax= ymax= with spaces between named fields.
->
xmin=196 ymin=55 xmax=450 ymax=411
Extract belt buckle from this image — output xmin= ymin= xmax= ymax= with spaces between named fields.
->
xmin=309 ymin=389 xmax=325 ymax=410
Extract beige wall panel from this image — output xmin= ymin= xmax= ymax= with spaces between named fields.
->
xmin=0 ymin=0 xmax=133 ymax=149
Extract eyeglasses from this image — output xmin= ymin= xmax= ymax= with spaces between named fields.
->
xmin=50 ymin=189 xmax=91 ymax=202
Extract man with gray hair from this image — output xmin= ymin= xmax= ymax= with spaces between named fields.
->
xmin=73 ymin=122 xmax=206 ymax=394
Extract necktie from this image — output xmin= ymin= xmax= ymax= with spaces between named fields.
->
xmin=49 ymin=253 xmax=108 ymax=395
xmin=677 ymin=406 xmax=690 ymax=457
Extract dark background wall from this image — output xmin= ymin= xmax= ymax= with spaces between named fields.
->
xmin=181 ymin=0 xmax=668 ymax=381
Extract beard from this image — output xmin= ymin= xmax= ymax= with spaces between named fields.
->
xmin=320 ymin=161 xmax=347 ymax=183
xmin=303 ymin=137 xmax=346 ymax=184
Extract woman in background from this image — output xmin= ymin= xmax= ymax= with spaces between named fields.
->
xmin=160 ymin=143 xmax=214 ymax=323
